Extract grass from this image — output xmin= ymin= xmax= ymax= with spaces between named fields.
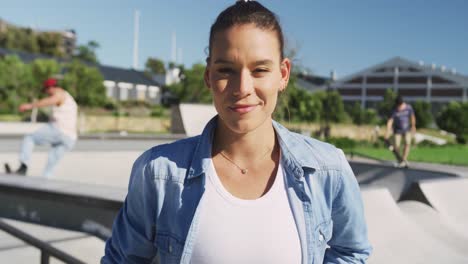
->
xmin=0 ymin=114 xmax=22 ymax=122
xmin=352 ymin=145 xmax=468 ymax=166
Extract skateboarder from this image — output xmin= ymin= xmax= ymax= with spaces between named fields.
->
xmin=6 ymin=78 xmax=78 ymax=178
xmin=384 ymin=95 xmax=416 ymax=168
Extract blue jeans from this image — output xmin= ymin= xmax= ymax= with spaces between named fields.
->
xmin=19 ymin=124 xmax=76 ymax=178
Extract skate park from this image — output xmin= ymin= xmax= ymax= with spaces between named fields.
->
xmin=1 ymin=105 xmax=468 ymax=264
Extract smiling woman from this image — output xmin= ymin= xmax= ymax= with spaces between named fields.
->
xmin=102 ymin=1 xmax=372 ymax=264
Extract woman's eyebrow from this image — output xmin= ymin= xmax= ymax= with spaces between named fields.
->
xmin=251 ymin=59 xmax=274 ymax=67
xmin=213 ymin=59 xmax=274 ymax=66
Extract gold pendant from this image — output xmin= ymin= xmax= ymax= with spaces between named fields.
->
xmin=241 ymin=169 xmax=248 ymax=174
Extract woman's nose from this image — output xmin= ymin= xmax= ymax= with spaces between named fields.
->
xmin=232 ymin=69 xmax=253 ymax=97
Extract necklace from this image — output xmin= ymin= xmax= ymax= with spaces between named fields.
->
xmin=219 ymin=147 xmax=272 ymax=174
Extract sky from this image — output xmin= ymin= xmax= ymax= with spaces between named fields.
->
xmin=1 ymin=0 xmax=467 ymax=78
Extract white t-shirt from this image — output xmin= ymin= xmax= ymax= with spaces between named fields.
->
xmin=190 ymin=160 xmax=302 ymax=264
xmin=51 ymin=91 xmax=78 ymax=140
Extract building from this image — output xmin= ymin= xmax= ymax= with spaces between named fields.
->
xmin=296 ymin=72 xmax=330 ymax=93
xmin=331 ymin=57 xmax=468 ymax=111
xmin=100 ymin=65 xmax=162 ymax=104
xmin=0 ymin=47 xmax=163 ymax=104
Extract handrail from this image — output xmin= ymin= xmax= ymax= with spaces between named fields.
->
xmin=0 ymin=219 xmax=86 ymax=264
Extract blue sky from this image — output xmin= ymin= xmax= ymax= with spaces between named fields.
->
xmin=1 ymin=0 xmax=467 ymax=78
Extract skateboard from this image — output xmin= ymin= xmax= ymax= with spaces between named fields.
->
xmin=383 ymin=139 xmax=406 ymax=167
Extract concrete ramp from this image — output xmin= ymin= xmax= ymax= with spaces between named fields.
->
xmin=362 ymin=188 xmax=468 ymax=263
xmin=399 ymin=201 xmax=468 ymax=256
xmin=171 ymin=103 xmax=217 ymax=136
xmin=351 ymin=161 xmax=458 ymax=201
xmin=419 ymin=178 xmax=468 ymax=237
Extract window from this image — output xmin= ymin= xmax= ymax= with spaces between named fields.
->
xmin=398 ymin=77 xmax=427 ymax=84
xmin=432 ymin=76 xmax=454 ymax=84
xmin=345 ymin=77 xmax=363 ymax=84
xmin=337 ymin=88 xmax=361 ymax=96
xmin=367 ymin=77 xmax=394 ymax=84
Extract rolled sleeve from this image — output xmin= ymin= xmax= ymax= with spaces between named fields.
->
xmin=102 ymin=149 xmax=158 ymax=264
xmin=324 ymin=149 xmax=372 ymax=263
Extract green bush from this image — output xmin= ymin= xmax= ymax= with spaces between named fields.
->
xmin=347 ymin=102 xmax=380 ymax=125
xmin=102 ymin=100 xmax=119 ymax=111
xmin=120 ymin=100 xmax=151 ymax=108
xmin=436 ymin=102 xmax=468 ymax=144
xmin=150 ymin=105 xmax=167 ymax=117
xmin=377 ymin=89 xmax=397 ymax=119
xmin=413 ymin=101 xmax=433 ymax=128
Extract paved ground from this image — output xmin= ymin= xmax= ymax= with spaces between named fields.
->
xmin=362 ymin=188 xmax=468 ymax=263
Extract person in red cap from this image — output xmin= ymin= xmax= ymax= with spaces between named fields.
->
xmin=7 ymin=77 xmax=78 ymax=177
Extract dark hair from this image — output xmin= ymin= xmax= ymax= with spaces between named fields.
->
xmin=208 ymin=1 xmax=285 ymax=61
xmin=395 ymin=95 xmax=404 ymax=107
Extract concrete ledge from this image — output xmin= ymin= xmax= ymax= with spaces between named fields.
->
xmin=0 ymin=122 xmax=43 ymax=136
xmin=0 ymin=174 xmax=126 ymax=240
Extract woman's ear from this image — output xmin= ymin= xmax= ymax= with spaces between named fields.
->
xmin=280 ymin=58 xmax=291 ymax=92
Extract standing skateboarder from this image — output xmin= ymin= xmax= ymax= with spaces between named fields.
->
xmin=5 ymin=78 xmax=78 ymax=178
xmin=385 ymin=95 xmax=416 ymax=168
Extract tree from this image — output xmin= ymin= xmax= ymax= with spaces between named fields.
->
xmin=62 ymin=60 xmax=107 ymax=106
xmin=73 ymin=40 xmax=100 ymax=64
xmin=436 ymin=102 xmax=468 ymax=143
xmin=167 ymin=63 xmax=211 ymax=103
xmin=347 ymin=102 xmax=380 ymax=125
xmin=31 ymin=59 xmax=60 ymax=94
xmin=377 ymin=89 xmax=397 ymax=120
xmin=145 ymin=57 xmax=166 ymax=75
xmin=412 ymin=101 xmax=433 ymax=128
xmin=315 ymin=90 xmax=348 ymax=123
xmin=275 ymin=74 xmax=322 ymax=123
xmin=0 ymin=55 xmax=34 ymax=113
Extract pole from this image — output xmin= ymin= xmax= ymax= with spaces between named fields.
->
xmin=133 ymin=10 xmax=140 ymax=69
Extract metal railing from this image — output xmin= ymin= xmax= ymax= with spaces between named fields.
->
xmin=0 ymin=219 xmax=86 ymax=264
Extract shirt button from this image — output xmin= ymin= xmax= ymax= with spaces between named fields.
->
xmin=168 ymin=244 xmax=173 ymax=253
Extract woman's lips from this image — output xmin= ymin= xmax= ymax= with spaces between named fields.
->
xmin=229 ymin=104 xmax=257 ymax=114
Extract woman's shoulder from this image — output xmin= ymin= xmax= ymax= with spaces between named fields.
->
xmin=285 ymin=130 xmax=344 ymax=170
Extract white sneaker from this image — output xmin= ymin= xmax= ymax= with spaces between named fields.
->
xmin=398 ymin=161 xmax=409 ymax=168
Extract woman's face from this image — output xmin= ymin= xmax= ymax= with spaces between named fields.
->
xmin=205 ymin=23 xmax=291 ymax=134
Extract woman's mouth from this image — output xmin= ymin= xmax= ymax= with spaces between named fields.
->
xmin=229 ymin=104 xmax=258 ymax=114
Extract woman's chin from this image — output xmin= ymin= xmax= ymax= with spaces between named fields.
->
xmin=220 ymin=115 xmax=272 ymax=135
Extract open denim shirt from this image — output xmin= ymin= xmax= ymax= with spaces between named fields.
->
xmin=102 ymin=117 xmax=372 ymax=264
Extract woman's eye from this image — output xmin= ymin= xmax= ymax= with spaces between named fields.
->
xmin=253 ymin=68 xmax=269 ymax=75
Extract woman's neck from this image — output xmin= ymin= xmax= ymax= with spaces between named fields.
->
xmin=213 ymin=118 xmax=277 ymax=161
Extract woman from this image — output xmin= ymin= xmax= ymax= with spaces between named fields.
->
xmin=102 ymin=1 xmax=371 ymax=263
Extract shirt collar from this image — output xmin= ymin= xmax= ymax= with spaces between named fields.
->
xmin=187 ymin=116 xmax=318 ymax=180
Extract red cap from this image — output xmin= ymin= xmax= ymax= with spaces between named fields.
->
xmin=43 ymin=78 xmax=57 ymax=89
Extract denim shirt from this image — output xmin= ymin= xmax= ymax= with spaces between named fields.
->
xmin=102 ymin=117 xmax=372 ymax=264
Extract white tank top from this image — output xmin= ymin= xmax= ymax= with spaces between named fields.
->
xmin=190 ymin=160 xmax=302 ymax=264
xmin=51 ymin=91 xmax=78 ymax=140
